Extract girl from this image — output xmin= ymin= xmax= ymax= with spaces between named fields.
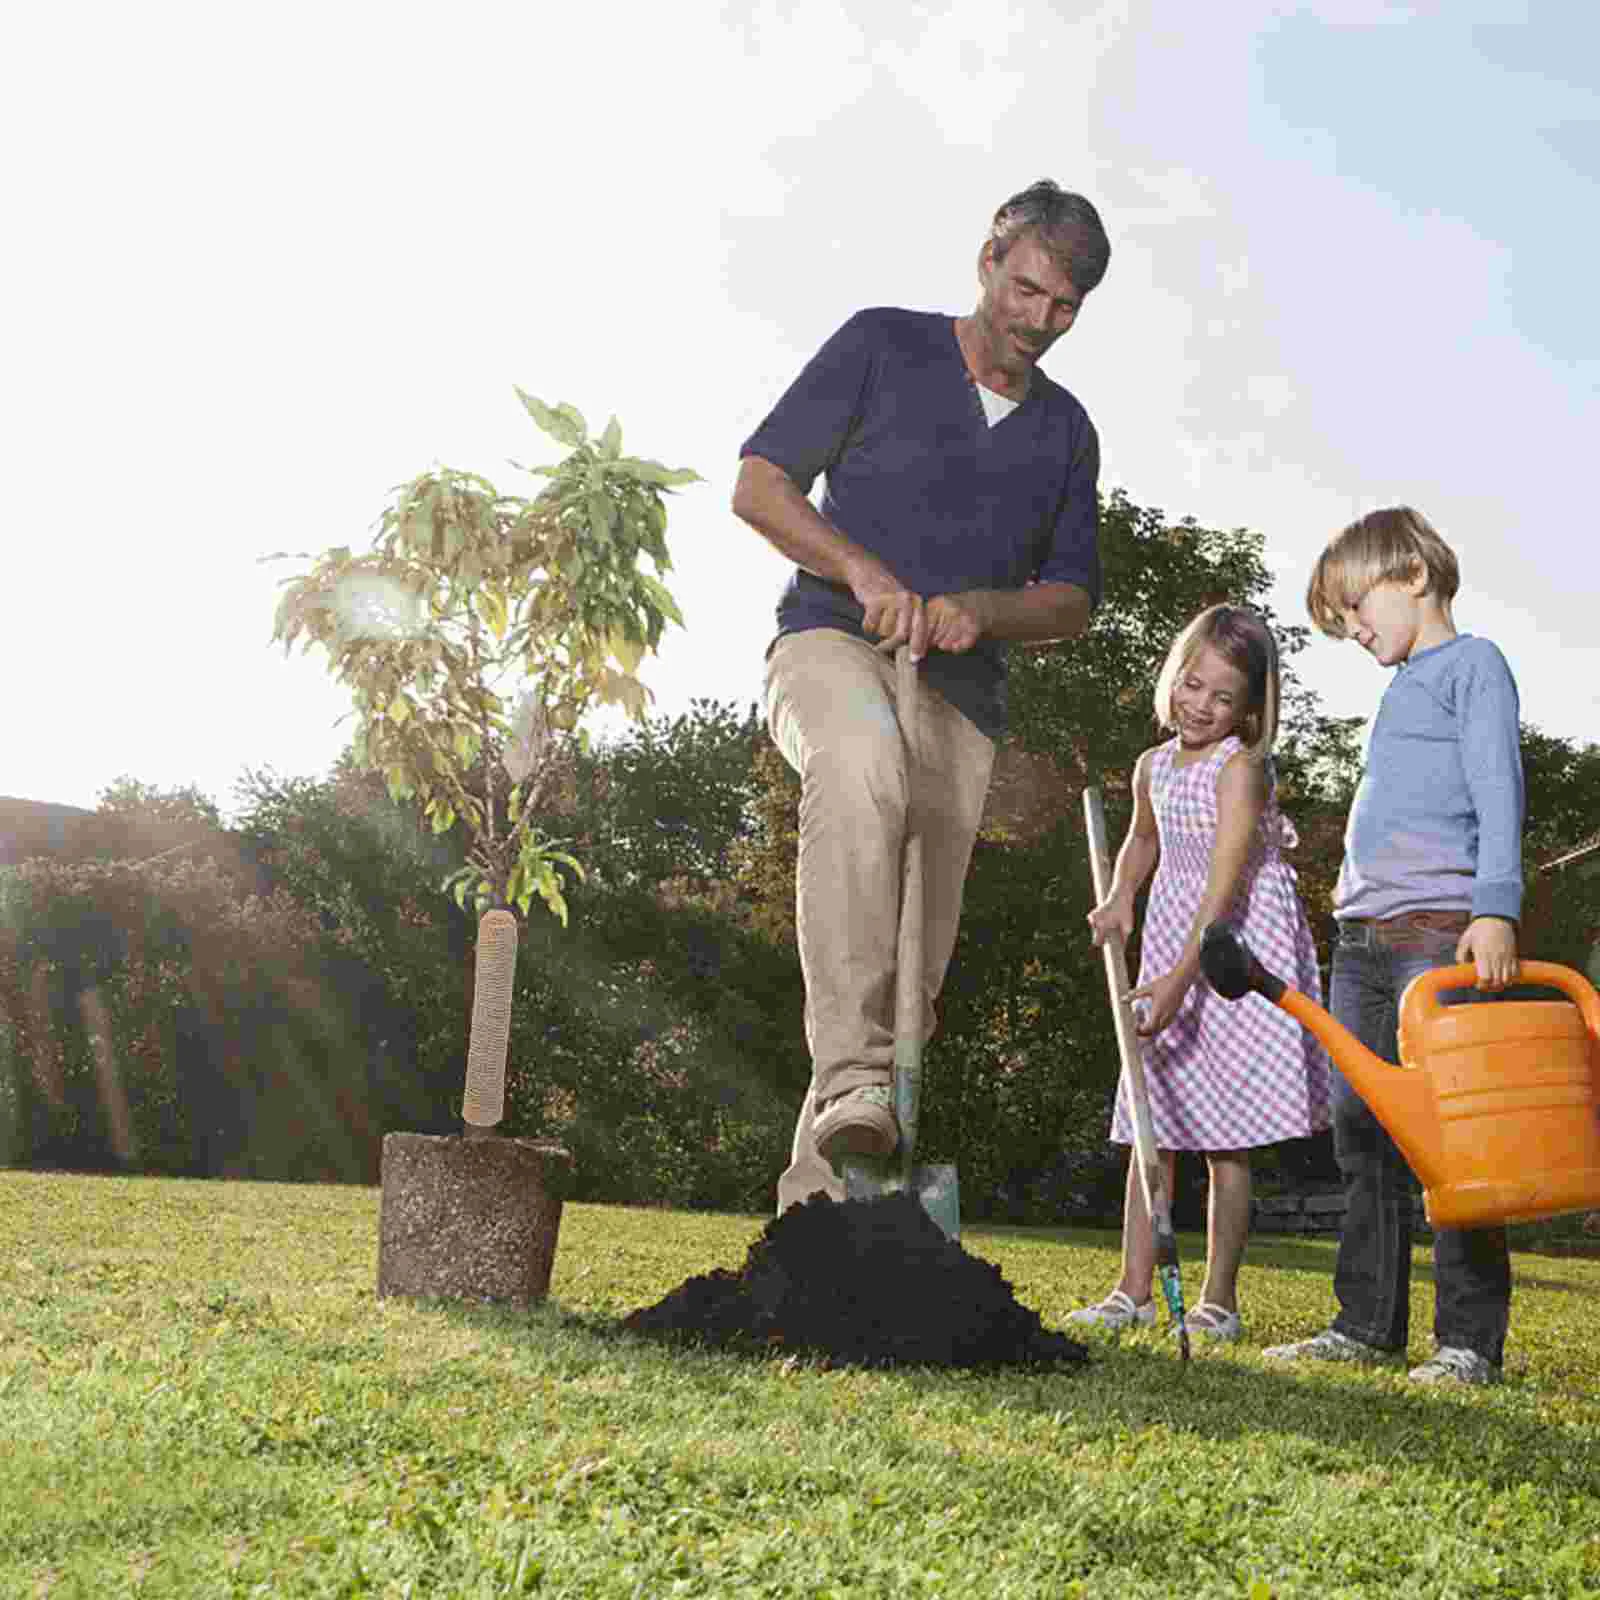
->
xmin=1071 ymin=604 xmax=1330 ymax=1342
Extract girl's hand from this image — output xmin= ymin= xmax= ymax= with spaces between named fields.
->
xmin=1086 ymin=896 xmax=1134 ymax=948
xmin=1128 ymin=969 xmax=1193 ymax=1037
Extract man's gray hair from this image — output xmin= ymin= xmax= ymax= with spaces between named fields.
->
xmin=989 ymin=179 xmax=1110 ymax=294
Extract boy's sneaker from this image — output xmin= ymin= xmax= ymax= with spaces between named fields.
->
xmin=1408 ymin=1345 xmax=1501 ymax=1386
xmin=1262 ymin=1327 xmax=1400 ymax=1365
xmin=1067 ymin=1289 xmax=1157 ymax=1331
xmin=814 ymin=1084 xmax=898 ymax=1162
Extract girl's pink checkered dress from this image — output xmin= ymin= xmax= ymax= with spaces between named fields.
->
xmin=1111 ymin=735 xmax=1332 ymax=1151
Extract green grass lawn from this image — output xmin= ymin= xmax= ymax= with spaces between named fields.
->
xmin=2 ymin=1170 xmax=1597 ymax=1599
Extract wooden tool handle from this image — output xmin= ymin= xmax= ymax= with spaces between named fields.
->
xmin=1083 ymin=787 xmax=1171 ymax=1227
xmin=894 ymin=646 xmax=924 ymax=1164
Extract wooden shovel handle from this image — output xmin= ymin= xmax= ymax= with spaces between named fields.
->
xmin=894 ymin=647 xmax=924 ymax=1163
xmin=1083 ymin=787 xmax=1173 ymax=1232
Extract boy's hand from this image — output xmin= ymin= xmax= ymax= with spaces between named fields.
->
xmin=1129 ymin=969 xmax=1192 ymax=1037
xmin=1457 ymin=917 xmax=1519 ymax=991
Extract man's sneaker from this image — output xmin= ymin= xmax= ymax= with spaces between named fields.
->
xmin=1262 ymin=1327 xmax=1400 ymax=1364
xmin=814 ymin=1084 xmax=898 ymax=1162
xmin=1067 ymin=1289 xmax=1157 ymax=1331
xmin=1408 ymin=1345 xmax=1501 ymax=1385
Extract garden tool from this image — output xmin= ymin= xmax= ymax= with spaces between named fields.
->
xmin=1200 ymin=922 xmax=1600 ymax=1229
xmin=840 ymin=645 xmax=961 ymax=1240
xmin=1084 ymin=787 xmax=1190 ymax=1360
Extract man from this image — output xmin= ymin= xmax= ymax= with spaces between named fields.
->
xmin=733 ymin=179 xmax=1109 ymax=1213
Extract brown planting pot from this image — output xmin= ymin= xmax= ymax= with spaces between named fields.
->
xmin=378 ymin=1131 xmax=574 ymax=1305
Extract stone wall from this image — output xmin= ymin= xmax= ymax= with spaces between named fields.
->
xmin=1255 ymin=1190 xmax=1600 ymax=1241
xmin=1253 ymin=1185 xmax=1434 ymax=1239
xmin=1253 ymin=1188 xmax=1348 ymax=1235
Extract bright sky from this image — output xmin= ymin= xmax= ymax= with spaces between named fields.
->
xmin=6 ymin=1 xmax=1596 ymax=823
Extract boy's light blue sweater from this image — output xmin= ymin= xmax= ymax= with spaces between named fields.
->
xmin=1335 ymin=634 xmax=1525 ymax=925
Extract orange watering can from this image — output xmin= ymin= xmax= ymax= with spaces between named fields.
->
xmin=1200 ymin=923 xmax=1600 ymax=1229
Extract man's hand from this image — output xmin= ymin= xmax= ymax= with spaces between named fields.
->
xmin=734 ymin=460 xmax=933 ymax=655
xmin=856 ymin=585 xmax=994 ymax=659
xmin=849 ymin=557 xmax=929 ymax=658
xmin=924 ymin=591 xmax=994 ymax=655
xmin=1457 ymin=916 xmax=1519 ymax=991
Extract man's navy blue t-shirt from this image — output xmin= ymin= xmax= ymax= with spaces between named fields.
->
xmin=740 ymin=306 xmax=1102 ymax=738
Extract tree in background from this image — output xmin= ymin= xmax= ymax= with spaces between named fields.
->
xmin=74 ymin=778 xmax=226 ymax=868
xmin=483 ymin=695 xmax=795 ymax=1209
xmin=268 ymin=391 xmax=697 ymax=1132
xmin=1006 ymin=489 xmax=1364 ymax=805
xmin=568 ymin=699 xmax=765 ymax=897
xmin=1518 ymin=729 xmax=1600 ymax=973
xmin=1006 ymin=491 xmax=1275 ymax=789
xmin=0 ymin=851 xmax=377 ymax=1179
xmin=230 ymin=760 xmax=473 ymax=1141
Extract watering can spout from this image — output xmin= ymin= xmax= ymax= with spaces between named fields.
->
xmin=1198 ymin=924 xmax=1442 ymax=1185
xmin=1200 ymin=923 xmax=1287 ymax=1005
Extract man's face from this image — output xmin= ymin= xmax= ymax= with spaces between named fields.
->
xmin=975 ymin=232 xmax=1085 ymax=374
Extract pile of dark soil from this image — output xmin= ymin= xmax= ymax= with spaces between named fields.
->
xmin=623 ymin=1192 xmax=1090 ymax=1369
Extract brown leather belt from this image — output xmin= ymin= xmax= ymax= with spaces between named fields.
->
xmin=1337 ymin=909 xmax=1471 ymax=949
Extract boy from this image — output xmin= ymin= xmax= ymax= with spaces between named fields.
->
xmin=1265 ymin=506 xmax=1524 ymax=1384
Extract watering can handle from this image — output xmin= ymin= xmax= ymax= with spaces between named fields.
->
xmin=1404 ymin=961 xmax=1600 ymax=1038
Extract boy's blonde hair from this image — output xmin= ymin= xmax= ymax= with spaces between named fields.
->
xmin=1153 ymin=604 xmax=1281 ymax=761
xmin=1306 ymin=505 xmax=1460 ymax=639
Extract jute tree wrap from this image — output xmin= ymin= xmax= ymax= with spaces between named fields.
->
xmin=462 ymin=908 xmax=518 ymax=1129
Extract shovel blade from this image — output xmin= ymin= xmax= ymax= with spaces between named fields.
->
xmin=840 ymin=1158 xmax=961 ymax=1241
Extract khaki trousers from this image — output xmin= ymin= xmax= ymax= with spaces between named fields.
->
xmin=764 ymin=629 xmax=995 ymax=1213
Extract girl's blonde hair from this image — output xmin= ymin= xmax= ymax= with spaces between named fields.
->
xmin=1153 ymin=604 xmax=1281 ymax=760
xmin=1306 ymin=505 xmax=1460 ymax=638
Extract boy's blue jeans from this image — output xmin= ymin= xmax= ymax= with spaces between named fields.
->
xmin=1328 ymin=917 xmax=1511 ymax=1366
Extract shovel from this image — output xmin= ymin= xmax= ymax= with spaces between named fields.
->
xmin=1083 ymin=786 xmax=1190 ymax=1359
xmin=840 ymin=645 xmax=961 ymax=1240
